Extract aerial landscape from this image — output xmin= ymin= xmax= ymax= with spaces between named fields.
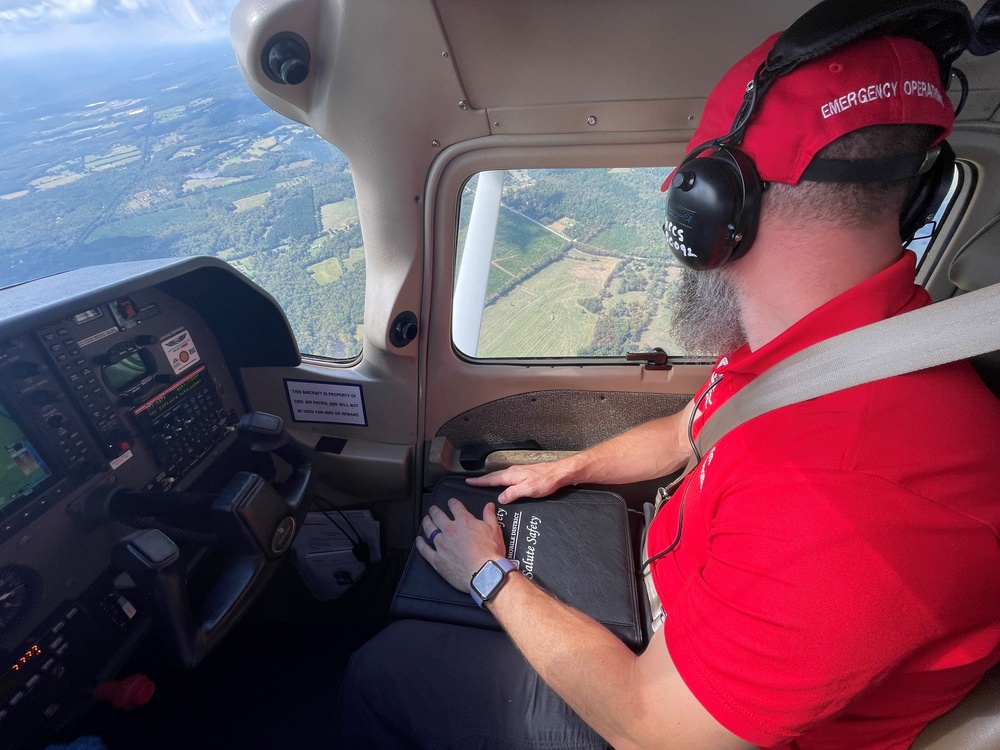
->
xmin=460 ymin=168 xmax=681 ymax=357
xmin=0 ymin=40 xmax=684 ymax=360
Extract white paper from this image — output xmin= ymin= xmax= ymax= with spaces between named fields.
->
xmin=292 ymin=510 xmax=381 ymax=600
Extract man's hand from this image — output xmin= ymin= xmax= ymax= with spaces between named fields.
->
xmin=416 ymin=498 xmax=507 ymax=593
xmin=466 ymin=463 xmax=569 ymax=504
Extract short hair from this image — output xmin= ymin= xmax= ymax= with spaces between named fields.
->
xmin=762 ymin=124 xmax=940 ymax=229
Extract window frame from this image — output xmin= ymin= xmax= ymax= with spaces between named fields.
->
xmin=913 ymin=159 xmax=977 ymax=289
xmin=436 ymin=141 xmax=716 ymax=369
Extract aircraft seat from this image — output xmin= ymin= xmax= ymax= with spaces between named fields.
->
xmin=948 ymin=218 xmax=1000 ymax=396
xmin=910 ymin=666 xmax=1000 ymax=749
xmin=910 ymin=216 xmax=1000 ymax=749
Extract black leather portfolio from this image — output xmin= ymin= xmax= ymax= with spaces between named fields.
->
xmin=390 ymin=477 xmax=644 ymax=649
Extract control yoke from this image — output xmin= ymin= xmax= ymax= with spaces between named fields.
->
xmin=112 ymin=412 xmax=313 ymax=669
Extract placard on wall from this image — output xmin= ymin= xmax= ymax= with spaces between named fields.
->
xmin=283 ymin=379 xmax=367 ymax=426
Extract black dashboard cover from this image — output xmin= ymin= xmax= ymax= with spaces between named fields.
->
xmin=391 ymin=477 xmax=643 ymax=649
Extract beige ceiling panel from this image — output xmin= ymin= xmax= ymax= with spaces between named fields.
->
xmin=959 ymin=89 xmax=1000 ymax=121
xmin=487 ymin=98 xmax=705 ymax=136
xmin=437 ymin=0 xmax=822 ymax=108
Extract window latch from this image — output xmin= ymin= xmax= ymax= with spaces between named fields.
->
xmin=625 ymin=347 xmax=672 ymax=370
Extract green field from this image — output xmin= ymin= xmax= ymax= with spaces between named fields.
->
xmin=638 ymin=301 xmax=679 ymax=353
xmin=477 ymin=251 xmax=616 ymax=357
xmin=233 ymin=192 xmax=269 ymax=211
xmin=203 ymin=176 xmax=284 ymax=202
xmin=485 ymin=208 xmax=570 ymax=299
xmin=84 ymin=148 xmax=140 ymax=170
xmin=87 ymin=206 xmax=210 ymax=242
xmin=320 ymin=197 xmax=358 ymax=231
xmin=590 ymin=223 xmax=644 ymax=254
xmin=308 ymin=256 xmax=343 ymax=284
xmin=306 ymin=247 xmax=363 ymax=284
xmin=344 ymin=245 xmax=364 ymax=272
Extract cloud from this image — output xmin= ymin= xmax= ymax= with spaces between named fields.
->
xmin=1 ymin=0 xmax=101 ymax=30
xmin=0 ymin=0 xmax=235 ymax=56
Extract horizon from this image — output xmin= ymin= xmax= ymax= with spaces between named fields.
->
xmin=0 ymin=37 xmax=240 ymax=116
xmin=0 ymin=0 xmax=236 ymax=60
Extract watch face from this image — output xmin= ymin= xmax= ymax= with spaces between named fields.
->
xmin=471 ymin=560 xmax=505 ymax=600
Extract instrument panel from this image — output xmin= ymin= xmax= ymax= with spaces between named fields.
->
xmin=0 ymin=258 xmax=299 ymax=749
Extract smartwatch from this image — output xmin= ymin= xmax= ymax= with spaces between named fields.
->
xmin=470 ymin=558 xmax=520 ymax=608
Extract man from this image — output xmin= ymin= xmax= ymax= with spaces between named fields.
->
xmin=337 ymin=27 xmax=1000 ymax=750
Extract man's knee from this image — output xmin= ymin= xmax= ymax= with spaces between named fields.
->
xmin=336 ymin=624 xmax=413 ymax=748
xmin=339 ymin=641 xmax=379 ymax=711
xmin=337 ymin=621 xmax=609 ymax=749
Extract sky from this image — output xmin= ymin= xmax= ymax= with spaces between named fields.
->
xmin=0 ymin=0 xmax=236 ymax=58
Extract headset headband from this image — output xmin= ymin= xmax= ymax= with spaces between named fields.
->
xmin=768 ymin=0 xmax=971 ymax=81
xmin=723 ymin=0 xmax=972 ymax=156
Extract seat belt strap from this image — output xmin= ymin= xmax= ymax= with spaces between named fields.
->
xmin=695 ymin=282 xmax=1000 ymax=458
xmin=642 ymin=283 xmax=1000 ymax=633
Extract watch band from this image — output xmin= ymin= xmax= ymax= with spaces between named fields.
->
xmin=470 ymin=557 xmax=520 ymax=608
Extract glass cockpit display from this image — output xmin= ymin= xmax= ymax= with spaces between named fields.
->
xmin=0 ymin=402 xmax=52 ymax=515
xmin=103 ymin=351 xmax=151 ymax=392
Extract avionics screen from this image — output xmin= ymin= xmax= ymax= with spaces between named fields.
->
xmin=0 ymin=403 xmax=52 ymax=514
xmin=103 ymin=352 xmax=150 ymax=391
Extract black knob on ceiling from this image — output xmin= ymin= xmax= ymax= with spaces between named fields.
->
xmin=262 ymin=32 xmax=311 ymax=86
xmin=390 ymin=311 xmax=419 ymax=348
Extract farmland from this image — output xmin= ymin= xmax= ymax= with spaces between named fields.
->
xmin=478 ymin=251 xmax=617 ymax=357
xmin=320 ymin=198 xmax=359 ymax=231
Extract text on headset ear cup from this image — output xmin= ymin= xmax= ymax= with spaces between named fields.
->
xmin=899 ymin=140 xmax=956 ymax=244
xmin=664 ymin=146 xmax=763 ymax=270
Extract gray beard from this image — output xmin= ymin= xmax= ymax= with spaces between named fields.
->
xmin=669 ymin=267 xmax=747 ymax=356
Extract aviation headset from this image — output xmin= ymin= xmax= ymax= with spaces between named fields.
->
xmin=663 ymin=0 xmax=972 ymax=271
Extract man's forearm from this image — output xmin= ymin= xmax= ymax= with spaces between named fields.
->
xmin=485 ymin=573 xmax=647 ymax=749
xmin=561 ymin=401 xmax=695 ymax=486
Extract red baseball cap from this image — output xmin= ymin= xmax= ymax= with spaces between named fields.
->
xmin=662 ymin=32 xmax=955 ymax=189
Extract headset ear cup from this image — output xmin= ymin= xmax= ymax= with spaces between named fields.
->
xmin=664 ymin=146 xmax=762 ymax=270
xmin=900 ymin=140 xmax=955 ymax=244
xmin=722 ymin=148 xmax=763 ymax=263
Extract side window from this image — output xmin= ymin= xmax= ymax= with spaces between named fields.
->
xmin=453 ymin=168 xmax=685 ymax=359
xmin=0 ymin=42 xmax=364 ymax=362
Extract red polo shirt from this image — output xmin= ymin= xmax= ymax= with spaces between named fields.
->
xmin=647 ymin=252 xmax=1000 ymax=749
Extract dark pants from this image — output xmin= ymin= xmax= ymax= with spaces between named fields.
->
xmin=335 ymin=619 xmax=609 ymax=749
